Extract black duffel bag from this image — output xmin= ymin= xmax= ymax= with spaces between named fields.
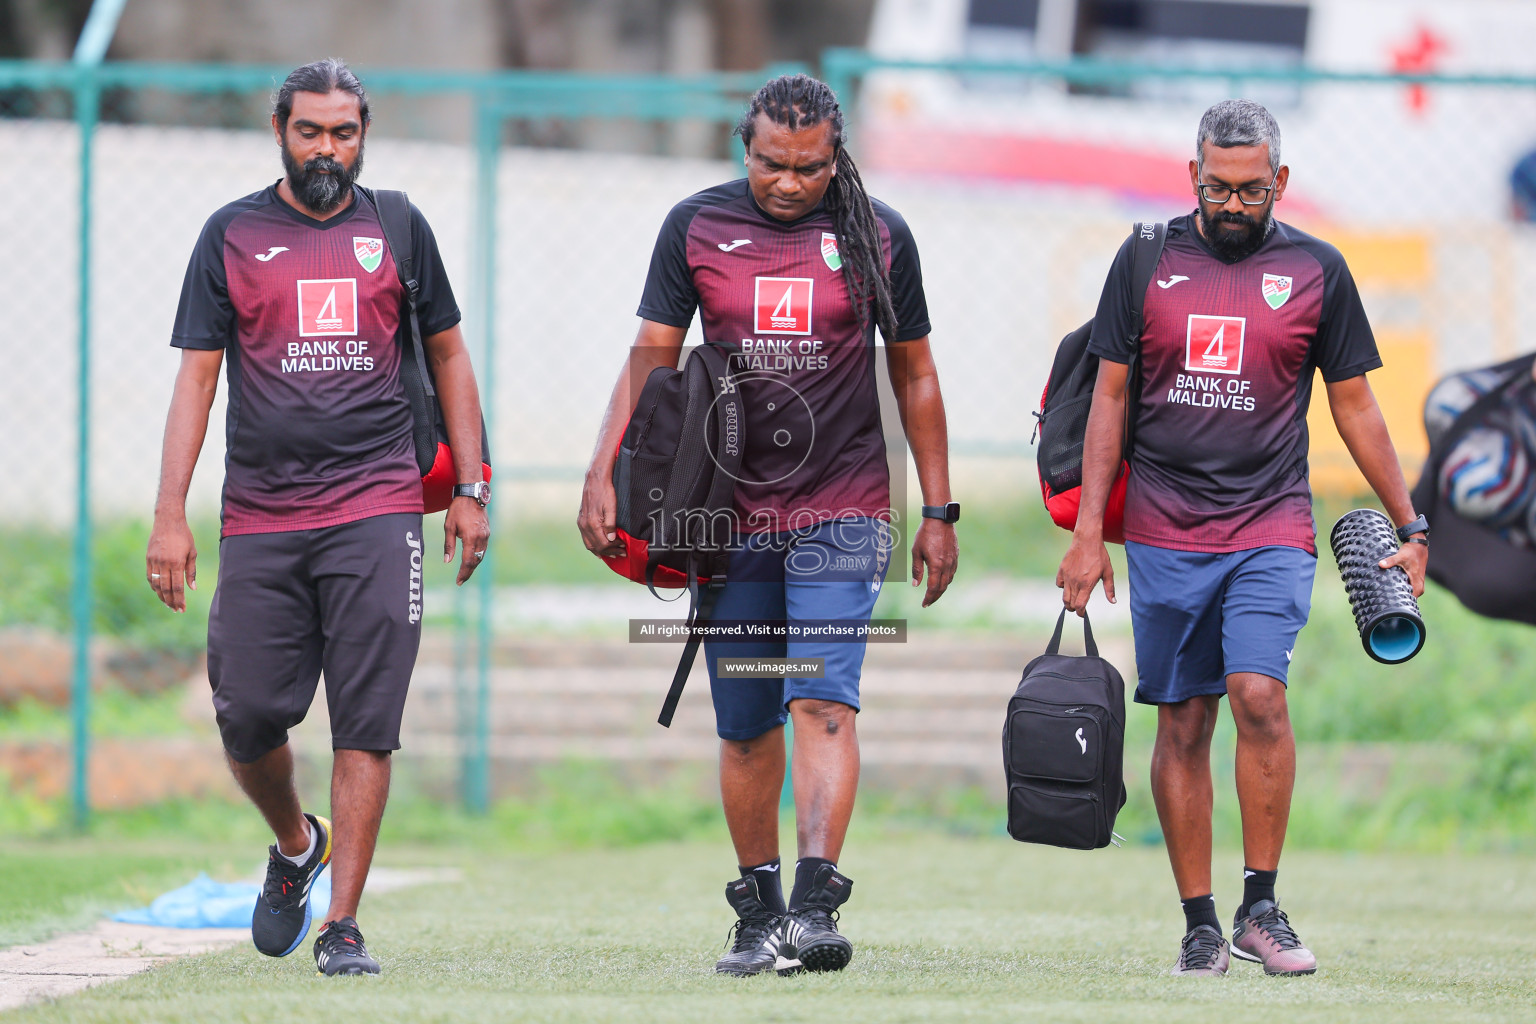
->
xmin=1004 ymin=610 xmax=1127 ymax=850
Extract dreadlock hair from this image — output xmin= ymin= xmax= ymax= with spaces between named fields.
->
xmin=735 ymin=74 xmax=898 ymax=341
xmin=273 ymin=58 xmax=371 ymax=134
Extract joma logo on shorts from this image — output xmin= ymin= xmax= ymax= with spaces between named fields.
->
xmin=405 ymin=531 xmax=423 ymax=624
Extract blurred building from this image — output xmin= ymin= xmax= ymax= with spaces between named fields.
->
xmin=0 ymin=0 xmax=874 ymax=72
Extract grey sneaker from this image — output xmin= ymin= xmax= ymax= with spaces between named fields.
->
xmin=1171 ymin=924 xmax=1230 ymax=976
xmin=1231 ymin=900 xmax=1317 ymax=975
xmin=715 ymin=876 xmax=786 ymax=976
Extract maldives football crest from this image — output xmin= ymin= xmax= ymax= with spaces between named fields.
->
xmin=354 ymin=236 xmax=384 ymax=274
xmin=1261 ymin=273 xmax=1292 ymax=310
xmin=821 ymin=232 xmax=841 ymax=271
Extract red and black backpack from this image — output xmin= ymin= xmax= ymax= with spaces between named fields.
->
xmin=1036 ymin=222 xmax=1165 ymax=544
xmin=604 ymin=343 xmax=744 ymax=726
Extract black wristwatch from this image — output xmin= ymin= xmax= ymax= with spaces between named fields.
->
xmin=453 ymin=481 xmax=491 ymax=508
xmin=1395 ymin=513 xmax=1429 ymax=543
xmin=921 ymin=502 xmax=961 ymax=524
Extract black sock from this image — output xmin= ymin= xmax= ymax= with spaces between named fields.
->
xmin=1239 ymin=867 xmax=1277 ymax=919
xmin=738 ymin=858 xmax=785 ymax=916
xmin=789 ymin=857 xmax=835 ymax=911
xmin=1181 ymin=894 xmax=1221 ymax=934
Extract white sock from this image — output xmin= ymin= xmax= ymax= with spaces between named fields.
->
xmin=278 ymin=820 xmax=316 ymax=865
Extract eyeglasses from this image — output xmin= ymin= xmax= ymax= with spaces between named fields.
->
xmin=1197 ymin=179 xmax=1276 ymax=206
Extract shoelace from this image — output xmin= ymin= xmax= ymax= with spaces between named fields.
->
xmin=1249 ymin=905 xmax=1303 ymax=950
xmin=786 ymin=904 xmax=840 ymax=931
xmin=723 ymin=913 xmax=779 ymax=953
xmin=1180 ymin=929 xmax=1225 ymax=970
xmin=318 ymin=919 xmax=369 ymax=958
xmin=261 ymin=850 xmax=311 ymax=911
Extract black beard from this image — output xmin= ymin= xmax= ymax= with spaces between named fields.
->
xmin=1198 ymin=203 xmax=1273 ymax=261
xmin=281 ymin=141 xmax=364 ymax=213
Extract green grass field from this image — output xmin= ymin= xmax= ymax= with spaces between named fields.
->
xmin=4 ymin=829 xmax=1534 ymax=1023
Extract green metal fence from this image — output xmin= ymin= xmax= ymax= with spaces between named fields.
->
xmin=3 ymin=52 xmax=1536 ymax=825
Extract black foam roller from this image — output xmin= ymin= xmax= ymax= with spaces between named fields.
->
xmin=1328 ymin=509 xmax=1427 ymax=664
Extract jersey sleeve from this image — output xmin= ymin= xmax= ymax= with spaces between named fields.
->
xmin=1085 ymin=233 xmax=1139 ymax=365
xmin=635 ymin=200 xmax=700 ymax=328
xmin=1312 ymin=247 xmax=1382 ymax=382
xmin=408 ymin=203 xmax=462 ymax=337
xmin=170 ymin=213 xmax=234 ymax=350
xmin=878 ymin=202 xmax=932 ymax=343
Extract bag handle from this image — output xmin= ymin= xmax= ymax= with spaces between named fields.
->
xmin=1046 ymin=608 xmax=1099 ymax=658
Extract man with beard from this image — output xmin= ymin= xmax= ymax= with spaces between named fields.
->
xmin=146 ymin=58 xmax=488 ymax=977
xmin=1057 ymin=99 xmax=1427 ymax=977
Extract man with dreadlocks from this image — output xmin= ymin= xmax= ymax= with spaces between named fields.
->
xmin=579 ymin=73 xmax=957 ymax=976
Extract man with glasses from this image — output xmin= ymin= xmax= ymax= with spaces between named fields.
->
xmin=1057 ymin=99 xmax=1427 ymax=977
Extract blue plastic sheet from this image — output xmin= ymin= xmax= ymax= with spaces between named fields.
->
xmin=113 ymin=870 xmax=331 ymax=929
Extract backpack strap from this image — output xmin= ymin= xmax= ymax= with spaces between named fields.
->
xmin=657 ymin=558 xmax=726 ymax=728
xmin=1122 ymin=222 xmax=1166 ymax=452
xmin=1127 ymin=222 xmax=1167 ymax=336
xmin=370 ymin=187 xmax=435 ymax=400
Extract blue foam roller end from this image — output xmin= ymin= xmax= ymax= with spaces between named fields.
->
xmin=1368 ymin=615 xmax=1424 ymax=663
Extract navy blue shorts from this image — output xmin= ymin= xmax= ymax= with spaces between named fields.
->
xmin=703 ymin=517 xmax=892 ymax=741
xmin=1125 ymin=541 xmax=1315 ymax=706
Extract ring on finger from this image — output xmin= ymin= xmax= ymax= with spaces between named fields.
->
xmin=150 ymin=573 xmax=161 ymax=579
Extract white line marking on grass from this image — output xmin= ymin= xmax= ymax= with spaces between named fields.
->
xmin=0 ymin=866 xmax=463 ymax=1011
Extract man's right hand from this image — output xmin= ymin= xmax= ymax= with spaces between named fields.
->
xmin=147 ymin=514 xmax=198 ymax=612
xmin=1056 ymin=533 xmax=1116 ymax=617
xmin=577 ymin=469 xmax=625 ymax=559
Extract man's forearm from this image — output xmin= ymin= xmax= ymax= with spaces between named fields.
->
xmin=433 ymin=348 xmax=485 ymax=482
xmin=1074 ymin=394 xmax=1127 ymax=541
xmin=1333 ymin=402 xmax=1416 ymax=526
xmin=154 ymin=374 xmax=217 ymax=519
xmin=895 ymin=370 xmax=951 ymax=505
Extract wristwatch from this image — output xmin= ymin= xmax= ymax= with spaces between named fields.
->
xmin=921 ymin=502 xmax=961 ymax=524
xmin=1395 ymin=513 xmax=1429 ymax=543
xmin=453 ymin=481 xmax=491 ymax=508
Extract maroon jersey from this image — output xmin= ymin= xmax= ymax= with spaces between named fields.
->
xmin=637 ymin=178 xmax=931 ymax=531
xmin=172 ymin=184 xmax=460 ymax=536
xmin=1088 ymin=213 xmax=1381 ymax=554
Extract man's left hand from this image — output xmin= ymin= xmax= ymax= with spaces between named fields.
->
xmin=911 ymin=519 xmax=958 ymax=608
xmin=445 ymin=496 xmax=491 ymax=586
xmin=1379 ymin=539 xmax=1428 ymax=598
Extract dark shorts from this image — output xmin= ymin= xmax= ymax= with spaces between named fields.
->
xmin=207 ymin=512 xmax=425 ymax=762
xmin=703 ymin=517 xmax=891 ymax=741
xmin=1125 ymin=541 xmax=1315 ymax=706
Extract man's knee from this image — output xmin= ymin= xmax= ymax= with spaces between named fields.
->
xmin=1156 ymin=698 xmax=1218 ymax=757
xmin=1227 ymin=674 xmax=1290 ymax=741
xmin=790 ymin=698 xmax=856 ymax=735
xmin=722 ymin=724 xmax=784 ymax=762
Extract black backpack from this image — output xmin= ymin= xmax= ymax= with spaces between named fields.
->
xmin=604 ymin=343 xmax=746 ymax=726
xmin=1004 ymin=610 xmax=1127 ymax=850
xmin=365 ymin=187 xmax=492 ymax=513
xmin=1035 ymin=222 xmax=1165 ymax=543
xmin=1410 ymin=352 xmax=1536 ymax=626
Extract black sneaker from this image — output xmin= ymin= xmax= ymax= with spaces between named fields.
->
xmin=776 ymin=864 xmax=854 ymax=974
xmin=715 ymin=875 xmax=787 ymax=976
xmin=314 ymin=916 xmax=381 ymax=976
xmin=251 ymin=813 xmax=332 ymax=957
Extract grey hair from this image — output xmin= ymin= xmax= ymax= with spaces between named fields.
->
xmin=1196 ymin=99 xmax=1281 ymax=175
